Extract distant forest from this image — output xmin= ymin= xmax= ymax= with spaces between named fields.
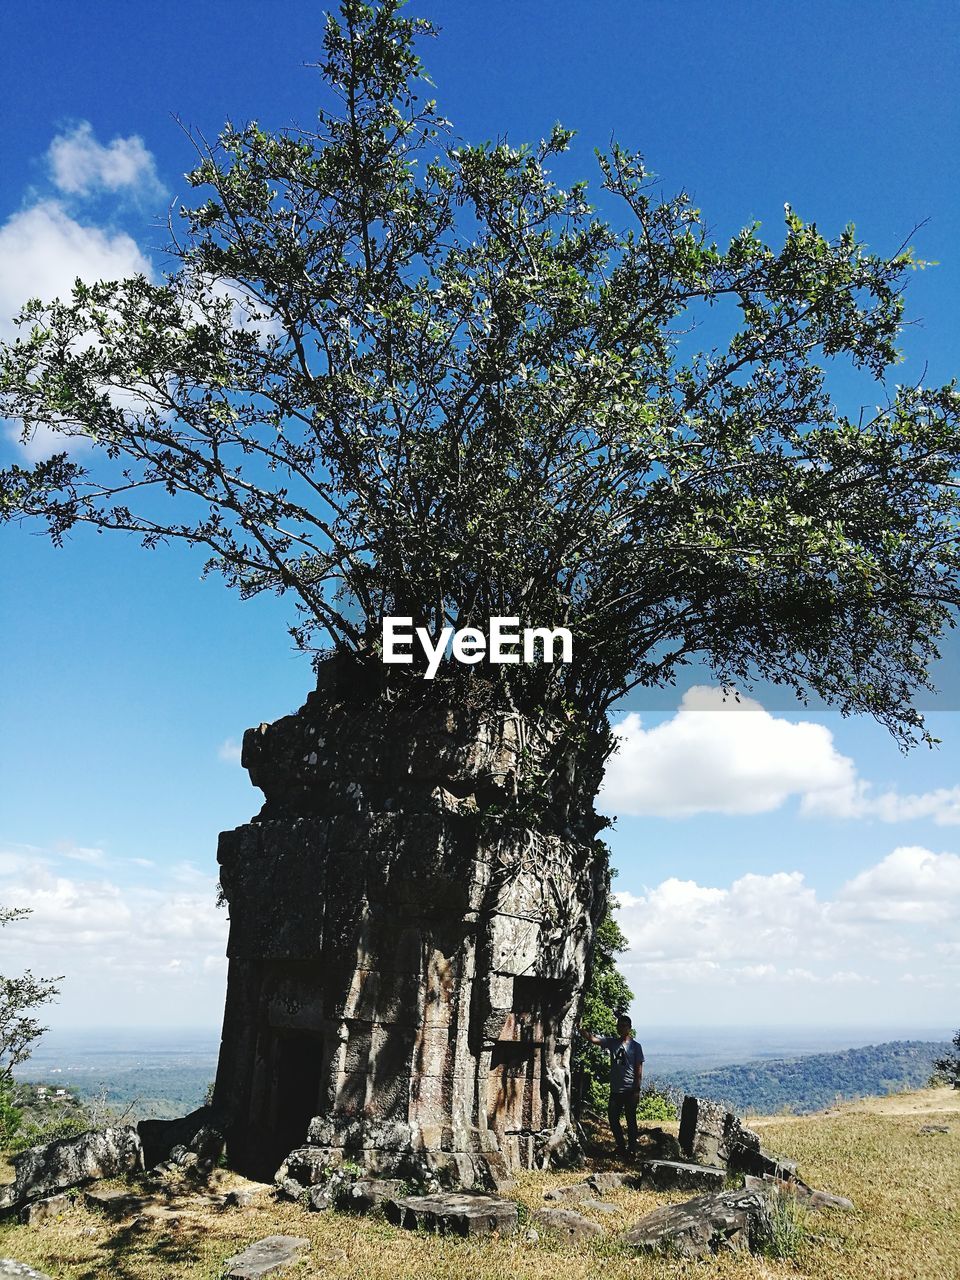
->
xmin=20 ymin=1039 xmax=951 ymax=1122
xmin=658 ymin=1039 xmax=949 ymax=1114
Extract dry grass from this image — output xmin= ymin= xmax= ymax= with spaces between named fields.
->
xmin=0 ymin=1087 xmax=956 ymax=1280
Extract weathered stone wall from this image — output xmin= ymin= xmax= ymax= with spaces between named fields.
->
xmin=213 ymin=659 xmax=608 ymax=1186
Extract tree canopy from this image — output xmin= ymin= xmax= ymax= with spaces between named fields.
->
xmin=0 ymin=907 xmax=60 ymax=1086
xmin=2 ymin=0 xmax=958 ymax=742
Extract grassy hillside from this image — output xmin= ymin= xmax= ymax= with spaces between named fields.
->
xmin=0 ymin=1086 xmax=957 ymax=1280
xmin=660 ymin=1039 xmax=948 ymax=1114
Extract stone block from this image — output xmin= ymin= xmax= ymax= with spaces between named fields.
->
xmin=488 ymin=915 xmax=540 ymax=975
xmin=342 ymin=1178 xmax=405 ymax=1215
xmin=9 ymin=1126 xmax=144 ymax=1207
xmin=623 ymin=1187 xmax=773 ymax=1259
xmin=743 ymin=1173 xmax=854 ymax=1212
xmin=580 ymin=1198 xmax=618 ymax=1214
xmin=0 ymin=1263 xmax=55 ymax=1279
xmin=222 ymin=1187 xmax=262 ymax=1209
xmin=543 ymin=1182 xmax=594 ymax=1203
xmin=84 ymin=1189 xmax=151 ymax=1217
xmin=678 ymin=1095 xmax=727 ymax=1166
xmin=275 ymin=1146 xmax=332 ymax=1189
xmin=587 ymin=1170 xmax=637 ymax=1193
xmin=385 ymin=1191 xmax=518 ymax=1236
xmin=18 ymin=1192 xmax=71 ymax=1225
xmin=138 ymin=1108 xmax=225 ymax=1170
xmin=532 ymin=1206 xmax=605 ymax=1241
xmin=729 ymin=1146 xmax=798 ymax=1180
xmin=636 ymin=1160 xmax=726 ymax=1193
xmin=222 ymin=1235 xmax=310 ymax=1278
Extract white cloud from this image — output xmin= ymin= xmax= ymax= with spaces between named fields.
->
xmin=0 ymin=200 xmax=151 ymax=343
xmin=600 ymin=687 xmax=855 ymax=818
xmin=612 ymin=845 xmax=957 ymax=1017
xmin=600 ymin=686 xmax=960 ymax=826
xmin=47 ymin=123 xmax=164 ymax=200
xmin=0 ymin=200 xmax=154 ymax=460
xmin=804 ymin=782 xmax=960 ymax=826
xmin=835 ymin=846 xmax=960 ymax=924
xmin=218 ymin=738 xmax=243 ymax=765
xmin=0 ymin=845 xmax=228 ymax=1025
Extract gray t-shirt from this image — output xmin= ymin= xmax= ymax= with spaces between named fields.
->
xmin=598 ymin=1035 xmax=645 ymax=1092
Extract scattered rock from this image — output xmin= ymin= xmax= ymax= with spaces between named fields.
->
xmin=18 ymin=1192 xmax=70 ymax=1225
xmin=918 ymin=1123 xmax=950 ymax=1134
xmin=0 ymin=1262 xmax=55 ymax=1279
xmin=223 ymin=1187 xmax=262 ymax=1209
xmin=729 ymin=1145 xmax=798 ymax=1180
xmin=274 ymin=1147 xmax=331 ymax=1196
xmin=342 ymin=1178 xmax=405 ymax=1215
xmin=222 ymin=1235 xmax=310 ymax=1279
xmin=578 ymin=1198 xmax=618 ymax=1214
xmin=743 ymin=1173 xmax=855 ymax=1212
xmin=636 ymin=1159 xmax=726 ymax=1193
xmin=384 ymin=1191 xmax=518 ymax=1236
xmin=543 ymin=1182 xmax=594 ymax=1203
xmin=132 ymin=1207 xmax=199 ymax=1231
xmin=7 ymin=1126 xmax=144 ymax=1208
xmin=524 ymin=1228 xmax=540 ymax=1243
xmin=637 ymin=1127 xmax=683 ymax=1162
xmin=531 ymin=1206 xmax=605 ymax=1241
xmin=623 ymin=1187 xmax=773 ymax=1260
xmin=84 ymin=1188 xmax=150 ymax=1217
xmin=586 ymin=1170 xmax=636 ymax=1193
xmin=308 ymin=1185 xmax=332 ymax=1212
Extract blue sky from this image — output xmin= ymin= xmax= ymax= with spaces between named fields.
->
xmin=1 ymin=1 xmax=958 ymax=1033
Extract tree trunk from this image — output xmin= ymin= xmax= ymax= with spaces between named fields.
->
xmin=212 ymin=655 xmax=611 ymax=1189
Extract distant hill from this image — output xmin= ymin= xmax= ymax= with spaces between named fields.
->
xmin=658 ymin=1039 xmax=950 ymax=1114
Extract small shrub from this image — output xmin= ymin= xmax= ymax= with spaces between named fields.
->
xmin=763 ymin=1192 xmax=810 ymax=1260
xmin=635 ymin=1083 xmax=678 ymax=1122
xmin=0 ymin=1081 xmax=23 ymax=1147
xmin=9 ymin=1110 xmax=90 ymax=1152
xmin=932 ymin=1029 xmax=960 ymax=1089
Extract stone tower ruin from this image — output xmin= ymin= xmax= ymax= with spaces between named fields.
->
xmin=212 ymin=657 xmax=608 ymax=1188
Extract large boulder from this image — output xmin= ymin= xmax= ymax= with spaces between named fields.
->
xmin=4 ymin=1126 xmax=143 ymax=1208
xmin=623 ymin=1186 xmax=773 ymax=1259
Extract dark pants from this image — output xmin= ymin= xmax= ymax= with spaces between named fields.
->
xmin=607 ymin=1089 xmax=638 ymax=1154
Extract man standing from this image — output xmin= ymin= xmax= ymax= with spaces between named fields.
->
xmin=580 ymin=1013 xmax=645 ymax=1158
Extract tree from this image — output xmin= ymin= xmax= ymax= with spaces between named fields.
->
xmin=933 ymin=1029 xmax=960 ymax=1088
xmin=1 ymin=2 xmax=959 ymax=799
xmin=0 ymin=907 xmax=61 ymax=1145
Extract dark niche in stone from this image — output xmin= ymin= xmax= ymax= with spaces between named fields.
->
xmin=212 ymin=655 xmax=609 ymax=1188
